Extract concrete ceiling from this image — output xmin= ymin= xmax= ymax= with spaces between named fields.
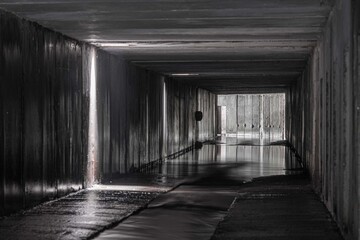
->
xmin=0 ymin=0 xmax=333 ymax=93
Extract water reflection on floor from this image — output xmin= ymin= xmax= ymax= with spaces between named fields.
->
xmin=158 ymin=137 xmax=300 ymax=184
xmin=95 ymin=138 xmax=302 ymax=240
xmin=99 ymin=137 xmax=302 ymax=190
xmin=98 ymin=137 xmax=301 ymax=190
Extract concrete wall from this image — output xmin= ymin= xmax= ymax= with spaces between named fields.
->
xmin=81 ymin=39 xmax=217 ymax=181
xmin=196 ymin=88 xmax=217 ymax=142
xmin=99 ymin=60 xmax=166 ymax=177
xmin=0 ymin=10 xmax=89 ymax=215
xmin=99 ymin=70 xmax=217 ymax=178
xmin=291 ymin=0 xmax=359 ymax=239
xmin=0 ymin=10 xmax=217 ymax=216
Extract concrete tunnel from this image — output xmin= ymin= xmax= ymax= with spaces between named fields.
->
xmin=0 ymin=0 xmax=359 ymax=239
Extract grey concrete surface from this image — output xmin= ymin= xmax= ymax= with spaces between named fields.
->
xmin=95 ymin=185 xmax=237 ymax=240
xmin=94 ymin=141 xmax=297 ymax=240
xmin=0 ymin=10 xmax=88 ymax=216
xmin=92 ymin=143 xmax=340 ymax=240
xmin=0 ymin=0 xmax=359 ymax=239
xmin=0 ymin=0 xmax=333 ymax=93
xmin=212 ymin=174 xmax=343 ymax=240
xmin=0 ymin=189 xmax=162 ymax=240
xmin=0 ymin=9 xmax=216 ymax=216
xmin=0 ymin=141 xmax=292 ymax=240
xmin=288 ymin=0 xmax=360 ymax=239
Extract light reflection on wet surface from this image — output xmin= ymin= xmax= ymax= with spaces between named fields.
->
xmin=99 ymin=140 xmax=299 ymax=191
xmin=95 ymin=138 xmax=301 ymax=240
xmin=0 ymin=189 xmax=160 ymax=240
xmin=141 ymin=137 xmax=301 ymax=184
xmin=0 ymin=138 xmax=302 ymax=240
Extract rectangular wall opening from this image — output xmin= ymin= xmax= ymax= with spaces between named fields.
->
xmin=217 ymin=93 xmax=286 ymax=140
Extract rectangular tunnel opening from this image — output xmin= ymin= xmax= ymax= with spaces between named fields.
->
xmin=217 ymin=93 xmax=286 ymax=141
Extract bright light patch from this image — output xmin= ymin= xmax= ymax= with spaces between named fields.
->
xmin=163 ymin=80 xmax=167 ymax=157
xmin=95 ymin=43 xmax=131 ymax=47
xmin=90 ymin=184 xmax=170 ymax=192
xmin=87 ymin=49 xmax=98 ymax=186
xmin=171 ymin=73 xmax=200 ymax=76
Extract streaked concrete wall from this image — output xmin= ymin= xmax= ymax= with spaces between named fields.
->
xmin=0 ymin=10 xmax=217 ymax=216
xmin=0 ymin=10 xmax=89 ymax=215
xmin=98 ymin=62 xmax=216 ymax=179
xmin=291 ymin=0 xmax=360 ymax=238
xmin=96 ymin=58 xmax=216 ymax=178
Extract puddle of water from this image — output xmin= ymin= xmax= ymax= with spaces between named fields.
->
xmin=95 ymin=138 xmax=301 ymax=240
xmin=101 ymin=137 xmax=300 ymax=188
xmin=161 ymin=144 xmax=297 ymax=182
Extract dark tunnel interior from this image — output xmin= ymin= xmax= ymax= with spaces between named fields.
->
xmin=0 ymin=0 xmax=359 ymax=239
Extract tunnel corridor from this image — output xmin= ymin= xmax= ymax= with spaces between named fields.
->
xmin=0 ymin=0 xmax=359 ymax=239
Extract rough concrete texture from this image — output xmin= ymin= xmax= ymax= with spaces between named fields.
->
xmin=0 ymin=9 xmax=217 ymax=216
xmin=0 ymin=0 xmax=359 ymax=239
xmin=0 ymin=0 xmax=332 ymax=93
xmin=0 ymin=189 xmax=161 ymax=240
xmin=94 ymin=141 xmax=295 ymax=240
xmin=289 ymin=0 xmax=360 ymax=239
xmin=0 ymin=141 xmax=292 ymax=240
xmin=212 ymin=175 xmax=343 ymax=240
xmin=95 ymin=185 xmax=237 ymax=240
xmin=96 ymin=59 xmax=216 ymax=180
xmin=0 ymin=10 xmax=89 ymax=216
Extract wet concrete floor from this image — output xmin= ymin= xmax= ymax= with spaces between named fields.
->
xmin=0 ymin=189 xmax=161 ymax=239
xmin=94 ymin=138 xmax=305 ymax=240
xmin=212 ymin=174 xmax=343 ymax=240
xmin=0 ymin=137 xmax=341 ymax=239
